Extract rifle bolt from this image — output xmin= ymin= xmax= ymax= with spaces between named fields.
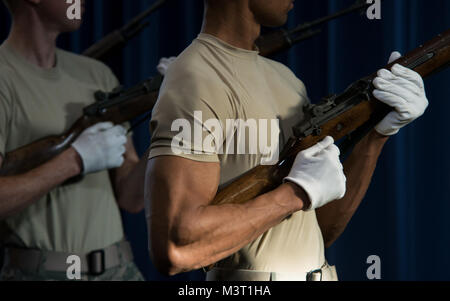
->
xmin=313 ymin=127 xmax=322 ymax=136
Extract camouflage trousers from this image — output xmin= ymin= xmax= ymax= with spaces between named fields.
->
xmin=0 ymin=260 xmax=144 ymax=281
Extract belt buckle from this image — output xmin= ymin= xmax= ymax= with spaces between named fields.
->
xmin=306 ymin=268 xmax=323 ymax=281
xmin=87 ymin=249 xmax=105 ymax=276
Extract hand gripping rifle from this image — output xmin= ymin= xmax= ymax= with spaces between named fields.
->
xmin=212 ymin=30 xmax=450 ymax=206
xmin=0 ymin=75 xmax=163 ymax=176
xmin=82 ymin=0 xmax=169 ymax=60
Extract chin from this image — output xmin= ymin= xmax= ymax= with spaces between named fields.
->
xmin=62 ymin=20 xmax=83 ymax=33
xmin=262 ymin=15 xmax=289 ymax=28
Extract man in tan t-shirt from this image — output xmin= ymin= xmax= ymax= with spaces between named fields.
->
xmin=0 ymin=0 xmax=153 ymax=280
xmin=145 ymin=0 xmax=428 ymax=280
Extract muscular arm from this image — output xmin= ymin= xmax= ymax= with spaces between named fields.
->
xmin=145 ymin=156 xmax=309 ymax=276
xmin=111 ymin=137 xmax=147 ymax=213
xmin=316 ymin=130 xmax=389 ymax=248
xmin=0 ymin=148 xmax=82 ymax=220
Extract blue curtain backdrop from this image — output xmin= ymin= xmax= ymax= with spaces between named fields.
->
xmin=1 ymin=0 xmax=449 ymax=281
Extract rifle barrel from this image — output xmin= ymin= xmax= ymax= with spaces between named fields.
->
xmin=288 ymin=0 xmax=374 ymax=36
xmin=121 ymin=0 xmax=169 ymax=38
xmin=257 ymin=0 xmax=381 ymax=57
xmin=83 ymin=0 xmax=170 ymax=60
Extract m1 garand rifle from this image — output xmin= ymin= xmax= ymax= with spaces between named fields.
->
xmin=83 ymin=0 xmax=170 ymax=61
xmin=212 ymin=29 xmax=450 ymax=206
xmin=0 ymin=75 xmax=163 ymax=177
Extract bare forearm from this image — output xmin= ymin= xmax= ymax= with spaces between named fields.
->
xmin=0 ymin=148 xmax=81 ymax=219
xmin=151 ymin=182 xmax=307 ymax=274
xmin=114 ymin=147 xmax=148 ymax=213
xmin=317 ymin=130 xmax=388 ymax=247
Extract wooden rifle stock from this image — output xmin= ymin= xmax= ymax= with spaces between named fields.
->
xmin=0 ymin=76 xmax=163 ymax=177
xmin=213 ymin=29 xmax=450 ymax=206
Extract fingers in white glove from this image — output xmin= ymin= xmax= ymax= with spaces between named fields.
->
xmin=301 ymin=136 xmax=334 ymax=157
xmin=113 ymin=144 xmax=126 ymax=167
xmin=108 ymin=129 xmax=127 ymax=151
xmin=373 ymin=77 xmax=418 ymax=104
xmin=376 ymin=69 xmax=422 ymax=96
xmin=388 ymin=51 xmax=402 ymax=64
xmin=108 ymin=125 xmax=128 ymax=138
xmin=83 ymin=122 xmax=114 ymax=134
xmin=322 ymin=144 xmax=346 ymax=195
xmin=72 ymin=122 xmax=128 ymax=175
xmin=102 ymin=125 xmax=127 ymax=167
xmin=157 ymin=56 xmax=177 ymax=75
xmin=372 ymin=89 xmax=406 ymax=109
xmin=322 ymin=144 xmax=342 ymax=166
xmin=373 ymin=53 xmax=428 ymax=136
xmin=284 ymin=136 xmax=346 ymax=211
xmin=373 ymin=66 xmax=428 ymax=111
xmin=391 ymin=63 xmax=424 ymax=90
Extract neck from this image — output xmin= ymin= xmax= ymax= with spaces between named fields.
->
xmin=201 ymin=2 xmax=260 ymax=51
xmin=6 ymin=12 xmax=59 ymax=69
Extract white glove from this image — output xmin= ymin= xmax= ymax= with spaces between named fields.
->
xmin=373 ymin=51 xmax=429 ymax=136
xmin=284 ymin=136 xmax=346 ymax=211
xmin=157 ymin=57 xmax=177 ymax=75
xmin=71 ymin=122 xmax=127 ymax=175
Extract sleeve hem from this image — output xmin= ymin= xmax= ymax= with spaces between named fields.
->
xmin=148 ymin=147 xmax=220 ymax=163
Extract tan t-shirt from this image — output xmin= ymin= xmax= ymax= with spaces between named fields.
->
xmin=0 ymin=42 xmax=124 ymax=253
xmin=149 ymin=34 xmax=326 ymax=279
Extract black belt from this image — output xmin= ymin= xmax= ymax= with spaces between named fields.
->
xmin=2 ymin=240 xmax=133 ymax=276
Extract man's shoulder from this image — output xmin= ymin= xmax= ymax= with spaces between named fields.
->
xmin=167 ymin=41 xmax=220 ymax=78
xmin=155 ymin=42 xmax=232 ymax=118
xmin=163 ymin=43 xmax=228 ymax=95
